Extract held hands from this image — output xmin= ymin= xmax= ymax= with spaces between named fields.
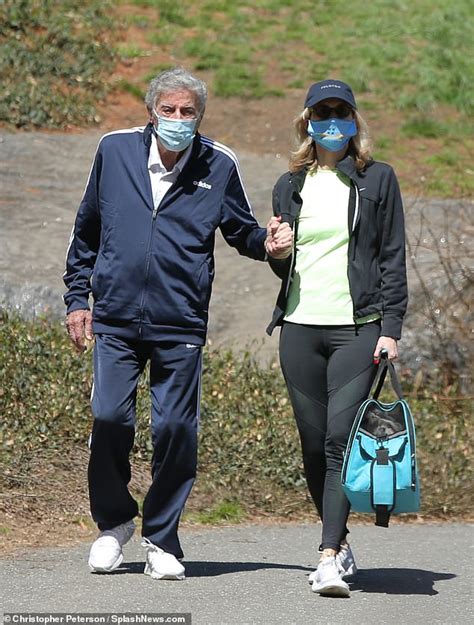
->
xmin=265 ymin=216 xmax=293 ymax=259
xmin=66 ymin=309 xmax=94 ymax=353
xmin=373 ymin=336 xmax=398 ymax=364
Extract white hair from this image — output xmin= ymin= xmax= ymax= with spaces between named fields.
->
xmin=145 ymin=67 xmax=208 ymax=117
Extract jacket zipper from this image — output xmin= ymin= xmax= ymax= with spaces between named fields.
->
xmin=138 ymin=205 xmax=159 ymax=337
xmin=348 ymin=182 xmax=360 ymax=323
xmin=284 ymin=221 xmax=297 ymax=297
xmin=351 ymin=183 xmax=360 ymax=234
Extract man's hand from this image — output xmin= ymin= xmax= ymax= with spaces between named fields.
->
xmin=265 ymin=216 xmax=293 ymax=259
xmin=66 ymin=309 xmax=94 ymax=353
xmin=373 ymin=336 xmax=398 ymax=363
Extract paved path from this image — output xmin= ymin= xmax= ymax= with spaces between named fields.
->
xmin=1 ymin=523 xmax=472 ymax=625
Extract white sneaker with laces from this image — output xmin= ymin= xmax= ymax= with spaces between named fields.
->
xmin=142 ymin=538 xmax=185 ymax=580
xmin=308 ymin=543 xmax=357 ymax=583
xmin=311 ymin=556 xmax=350 ymax=597
xmin=88 ymin=519 xmax=135 ymax=573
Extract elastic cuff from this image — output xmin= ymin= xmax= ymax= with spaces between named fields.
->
xmin=320 ymin=542 xmax=341 ymax=552
xmin=319 ymin=536 xmax=349 ymax=553
xmin=66 ymin=299 xmax=91 ymax=314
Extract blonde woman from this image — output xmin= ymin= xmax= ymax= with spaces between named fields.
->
xmin=267 ymin=80 xmax=407 ymax=597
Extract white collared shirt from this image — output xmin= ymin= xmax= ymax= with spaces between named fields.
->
xmin=148 ymin=133 xmax=193 ymax=209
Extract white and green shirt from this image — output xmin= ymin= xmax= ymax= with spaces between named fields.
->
xmin=284 ymin=168 xmax=379 ymax=326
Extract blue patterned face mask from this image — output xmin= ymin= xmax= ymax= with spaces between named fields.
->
xmin=307 ymin=118 xmax=357 ymax=152
xmin=153 ymin=111 xmax=197 ymax=152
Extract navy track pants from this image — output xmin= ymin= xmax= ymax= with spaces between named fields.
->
xmin=88 ymin=334 xmax=202 ymax=559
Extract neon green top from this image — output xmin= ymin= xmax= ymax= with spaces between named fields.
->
xmin=284 ymin=168 xmax=380 ymax=326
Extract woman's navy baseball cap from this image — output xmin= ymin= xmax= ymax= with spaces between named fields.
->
xmin=304 ymin=79 xmax=357 ymax=109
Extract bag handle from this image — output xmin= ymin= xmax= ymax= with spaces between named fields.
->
xmin=372 ymin=350 xmax=404 ymax=400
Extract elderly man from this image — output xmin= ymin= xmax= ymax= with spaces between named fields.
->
xmin=63 ymin=67 xmax=291 ymax=580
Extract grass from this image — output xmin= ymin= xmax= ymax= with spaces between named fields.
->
xmin=110 ymin=0 xmax=472 ymax=197
xmin=127 ymin=14 xmax=150 ymax=28
xmin=117 ymin=44 xmax=148 ymax=59
xmin=4 ymin=0 xmax=473 ymax=117
xmin=425 ymin=151 xmax=457 ymax=167
xmin=0 ymin=0 xmax=119 ymax=128
xmin=147 ymin=28 xmax=176 ymax=46
xmin=114 ymin=0 xmax=474 ymax=111
xmin=401 ymin=118 xmax=450 ymax=139
xmin=1 ymin=0 xmax=472 ymax=195
xmin=184 ymin=500 xmax=246 ymax=524
xmin=116 ymin=79 xmax=145 ymax=100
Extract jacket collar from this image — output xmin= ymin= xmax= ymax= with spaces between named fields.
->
xmin=143 ymin=122 xmax=202 ymax=173
xmin=286 ymin=157 xmax=362 ymax=232
xmin=336 ymin=154 xmax=358 ymax=179
xmin=288 ymin=166 xmax=309 ymax=192
xmin=288 ymin=154 xmax=359 ymax=189
xmin=143 ymin=122 xmax=154 ymax=148
xmin=148 ymin=133 xmax=193 ymax=175
xmin=337 ymin=154 xmax=374 ymax=180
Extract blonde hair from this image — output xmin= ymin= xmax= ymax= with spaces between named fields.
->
xmin=289 ymin=108 xmax=373 ymax=173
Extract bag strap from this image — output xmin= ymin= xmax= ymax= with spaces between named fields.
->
xmin=372 ymin=353 xmax=404 ymax=400
xmin=371 ymin=452 xmax=397 ymax=528
xmin=375 ymin=506 xmax=391 ymax=528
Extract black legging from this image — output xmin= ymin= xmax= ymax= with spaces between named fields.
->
xmin=279 ymin=321 xmax=380 ymax=550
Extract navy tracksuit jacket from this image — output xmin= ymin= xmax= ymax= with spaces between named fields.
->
xmin=64 ymin=124 xmax=267 ymax=557
xmin=64 ymin=123 xmax=266 ymax=340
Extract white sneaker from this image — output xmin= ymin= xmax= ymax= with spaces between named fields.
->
xmin=311 ymin=556 xmax=350 ymax=597
xmin=337 ymin=543 xmax=357 ymax=578
xmin=142 ymin=538 xmax=185 ymax=580
xmin=308 ymin=543 xmax=357 ymax=583
xmin=88 ymin=520 xmax=136 ymax=573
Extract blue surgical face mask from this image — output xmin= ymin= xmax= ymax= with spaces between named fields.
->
xmin=153 ymin=111 xmax=197 ymax=152
xmin=307 ymin=118 xmax=357 ymax=152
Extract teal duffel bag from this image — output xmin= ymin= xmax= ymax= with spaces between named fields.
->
xmin=341 ymin=354 xmax=420 ymax=527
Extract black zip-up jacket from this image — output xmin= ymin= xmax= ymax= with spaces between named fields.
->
xmin=267 ymin=156 xmax=408 ymax=339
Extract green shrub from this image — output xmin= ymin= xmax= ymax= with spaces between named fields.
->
xmin=401 ymin=118 xmax=450 ymax=139
xmin=0 ymin=312 xmax=471 ymax=518
xmin=186 ymin=500 xmax=245 ymax=524
xmin=0 ymin=0 xmax=118 ymax=128
xmin=116 ymin=79 xmax=144 ymax=101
